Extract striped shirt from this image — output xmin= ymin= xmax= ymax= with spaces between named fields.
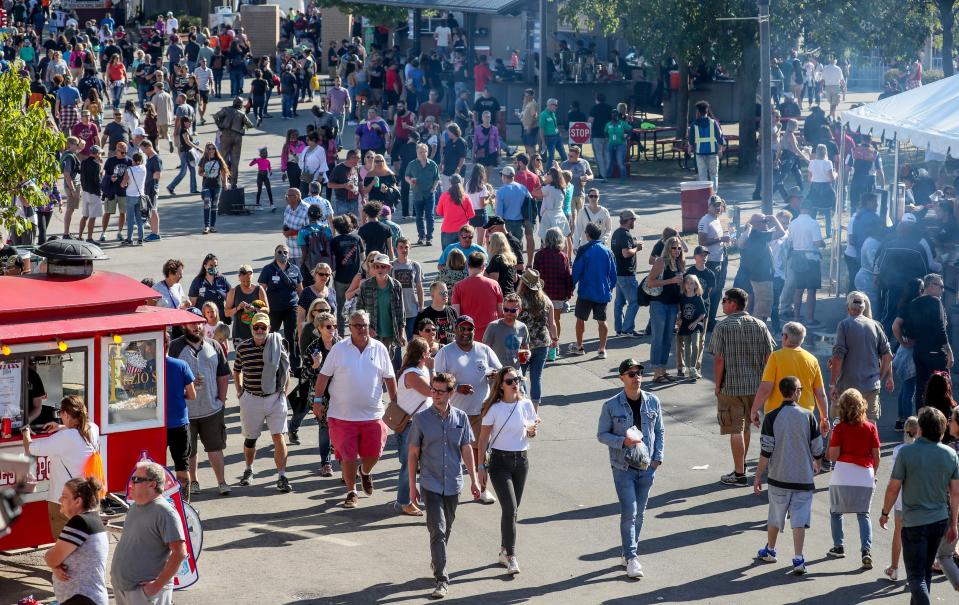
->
xmin=233 ymin=339 xmax=267 ymax=394
xmin=55 ymin=511 xmax=108 ymax=604
xmin=707 ymin=311 xmax=776 ymax=396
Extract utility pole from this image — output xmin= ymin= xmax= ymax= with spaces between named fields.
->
xmin=538 ymin=0 xmax=547 ymax=106
xmin=758 ymin=0 xmax=773 ymax=215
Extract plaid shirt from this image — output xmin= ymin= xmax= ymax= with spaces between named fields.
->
xmin=284 ymin=201 xmax=311 ymax=261
xmin=707 ymin=311 xmax=776 ymax=396
xmin=533 ymin=247 xmax=573 ymax=301
xmin=356 ymin=275 xmax=406 ymax=340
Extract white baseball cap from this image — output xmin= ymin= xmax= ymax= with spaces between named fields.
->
xmin=132 ymin=127 xmax=146 ymax=137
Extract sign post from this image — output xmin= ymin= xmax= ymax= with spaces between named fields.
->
xmin=568 ymin=121 xmax=591 ymax=146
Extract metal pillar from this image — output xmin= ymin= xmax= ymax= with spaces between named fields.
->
xmin=759 ymin=0 xmax=773 ymax=215
xmin=538 ymin=0 xmax=546 ymax=106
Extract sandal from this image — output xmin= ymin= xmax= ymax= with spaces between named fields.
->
xmin=653 ymin=375 xmax=671 ymax=384
xmin=401 ymin=503 xmax=424 ymax=517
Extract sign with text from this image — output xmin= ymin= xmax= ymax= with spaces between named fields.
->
xmin=568 ymin=122 xmax=591 ymax=145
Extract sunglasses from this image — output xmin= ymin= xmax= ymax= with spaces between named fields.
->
xmin=588 ymin=194 xmax=599 ymax=199
xmin=670 ymin=246 xmax=682 ymax=250
xmin=131 ymin=476 xmax=155 ymax=484
xmin=457 ymin=326 xmax=474 ymax=332
xmin=504 ymin=307 xmax=518 ymax=313
xmin=315 ymin=272 xmax=331 ymax=277
xmin=252 ymin=326 xmax=268 ymax=332
xmin=351 ymin=323 xmax=369 ymax=329
xmin=624 ymin=370 xmax=643 ymax=378
xmin=321 ymin=324 xmax=336 ymax=330
xmin=460 ymin=235 xmax=474 ymax=240
xmin=502 ymin=376 xmax=521 ymax=386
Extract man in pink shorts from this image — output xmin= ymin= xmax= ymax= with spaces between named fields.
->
xmin=313 ymin=309 xmax=398 ymax=508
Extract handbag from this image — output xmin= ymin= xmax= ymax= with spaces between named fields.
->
xmin=311 ymin=74 xmax=320 ymax=91
xmin=382 ymin=396 xmax=428 ymax=433
xmin=641 ymin=268 xmax=663 ymax=298
xmin=636 ymin=276 xmax=651 ymax=307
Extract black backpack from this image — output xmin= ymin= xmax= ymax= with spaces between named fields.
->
xmin=876 ymin=239 xmax=928 ymax=289
xmin=302 ymin=224 xmax=334 ymax=271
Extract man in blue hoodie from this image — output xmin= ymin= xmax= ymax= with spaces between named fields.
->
xmin=570 ymin=222 xmax=617 ymax=358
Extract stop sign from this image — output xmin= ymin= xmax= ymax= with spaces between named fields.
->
xmin=568 ymin=121 xmax=591 ymax=145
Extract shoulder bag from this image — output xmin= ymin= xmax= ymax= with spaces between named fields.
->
xmin=382 ymin=373 xmax=429 ymax=433
xmin=642 ymin=261 xmax=664 ymax=298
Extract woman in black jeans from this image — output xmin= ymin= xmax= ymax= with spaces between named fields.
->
xmin=477 ymin=367 xmax=540 ymax=576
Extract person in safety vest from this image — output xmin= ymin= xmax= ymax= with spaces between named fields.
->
xmin=687 ymin=100 xmax=726 ymax=192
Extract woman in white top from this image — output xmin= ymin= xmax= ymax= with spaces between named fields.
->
xmin=806 ymin=143 xmax=837 ymax=237
xmin=21 ymin=395 xmax=101 ymax=541
xmin=477 ymin=367 xmax=539 ymax=575
xmin=120 ymin=151 xmax=147 ymax=244
xmin=466 ymin=164 xmax=493 ymax=245
xmin=572 ymin=187 xmax=612 ymax=249
xmin=538 ymin=167 xmax=571 ymax=240
xmin=395 ymin=337 xmax=433 ymax=517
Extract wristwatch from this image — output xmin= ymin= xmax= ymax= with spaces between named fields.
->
xmin=880 ymin=510 xmax=889 ymax=517
xmin=478 ymin=463 xmax=487 ymax=470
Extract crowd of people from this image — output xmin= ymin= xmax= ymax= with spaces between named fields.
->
xmin=3 ymin=7 xmax=959 ymax=605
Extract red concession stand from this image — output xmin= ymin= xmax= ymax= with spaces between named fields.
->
xmin=0 ymin=240 xmax=200 ymax=550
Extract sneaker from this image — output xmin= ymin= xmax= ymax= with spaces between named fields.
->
xmin=479 ymin=489 xmax=496 ymax=504
xmin=596 ymin=350 xmax=607 ymax=360
xmin=288 ymin=430 xmax=300 ymax=445
xmin=506 ymin=556 xmax=520 ymax=575
xmin=343 ymin=490 xmax=358 ymax=508
xmin=416 ymin=238 xmax=425 ymax=245
xmin=861 ymin=550 xmax=873 ymax=570
xmin=276 ymin=476 xmax=292 ymax=493
xmin=239 ymin=469 xmax=253 ymax=486
xmin=792 ymin=555 xmax=807 ymax=575
xmin=86 ymin=238 xmax=96 ymax=244
xmin=626 ymin=557 xmax=644 ymax=579
xmin=894 ymin=419 xmax=905 ymax=432
xmin=202 ymin=227 xmax=210 ymax=234
xmin=756 ymin=544 xmax=777 ymax=562
xmin=218 ymin=482 xmax=232 ymax=495
xmin=120 ymin=239 xmax=133 ymax=246
xmin=425 ymin=239 xmax=433 ymax=246
xmin=677 ymin=369 xmax=686 ymax=377
xmin=360 ymin=471 xmax=374 ymax=495
xmin=319 ymin=463 xmax=333 ymax=477
xmin=567 ymin=343 xmax=585 ymax=356
xmin=430 ymin=581 xmax=448 ymax=599
xmin=827 ymin=545 xmax=845 ymax=558
xmin=116 ymin=232 xmax=124 ymax=241
xmin=143 ymin=233 xmax=161 ymax=242
xmin=820 ymin=459 xmax=833 ymax=472
xmin=498 ymin=549 xmax=509 ymax=567
xmin=720 ymin=471 xmax=748 ymax=486
xmin=883 ymin=566 xmax=899 ymax=582
xmin=190 ymin=480 xmax=200 ymax=494
xmin=626 ymin=330 xmax=644 ymax=338
xmin=98 ymin=234 xmax=106 ymax=242
xmin=167 ymin=187 xmax=175 ymax=196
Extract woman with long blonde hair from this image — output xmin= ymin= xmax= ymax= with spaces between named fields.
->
xmin=646 ymin=236 xmax=686 ymax=382
xmin=485 ymin=232 xmax=518 ymax=295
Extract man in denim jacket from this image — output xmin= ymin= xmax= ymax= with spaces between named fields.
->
xmin=597 ymin=358 xmax=665 ymax=579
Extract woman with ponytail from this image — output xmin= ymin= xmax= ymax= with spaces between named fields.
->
xmin=44 ymin=476 xmax=109 ymax=605
xmin=22 ymin=395 xmax=101 ymax=540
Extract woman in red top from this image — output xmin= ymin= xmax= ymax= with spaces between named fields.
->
xmin=106 ymin=54 xmax=127 ymax=111
xmin=435 ymin=174 xmax=474 ymax=249
xmin=827 ymin=389 xmax=881 ymax=569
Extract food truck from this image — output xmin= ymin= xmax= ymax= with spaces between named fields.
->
xmin=0 ymin=240 xmax=201 ymax=550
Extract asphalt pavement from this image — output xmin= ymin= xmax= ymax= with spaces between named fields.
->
xmin=3 ymin=91 xmax=953 ymax=604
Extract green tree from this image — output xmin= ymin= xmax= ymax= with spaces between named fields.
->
xmin=0 ymin=65 xmax=65 ymax=236
xmin=313 ymin=0 xmax=408 ymax=27
xmin=933 ymin=0 xmax=957 ymax=76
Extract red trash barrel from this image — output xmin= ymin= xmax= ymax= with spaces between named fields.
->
xmin=669 ymin=70 xmax=680 ymax=90
xmin=680 ymin=181 xmax=714 ymax=233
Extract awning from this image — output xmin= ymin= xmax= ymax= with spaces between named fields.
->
xmin=0 ymin=306 xmax=203 ymax=344
xmin=350 ymin=0 xmax=527 ymax=15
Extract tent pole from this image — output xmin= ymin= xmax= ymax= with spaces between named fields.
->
xmin=891 ymin=137 xmax=900 ymax=225
xmin=833 ymin=129 xmax=847 ymax=298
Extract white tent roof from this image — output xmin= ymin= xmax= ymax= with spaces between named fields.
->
xmin=842 ymin=74 xmax=959 ymax=158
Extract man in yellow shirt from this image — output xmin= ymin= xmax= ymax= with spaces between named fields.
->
xmin=750 ymin=321 xmax=829 ymax=437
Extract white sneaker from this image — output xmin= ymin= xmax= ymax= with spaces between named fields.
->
xmin=507 ymin=556 xmax=520 ymax=575
xmin=480 ymin=489 xmax=496 ymax=504
xmin=618 ymin=556 xmax=628 ymax=568
xmin=626 ymin=557 xmax=644 ymax=578
xmin=498 ymin=549 xmax=509 ymax=568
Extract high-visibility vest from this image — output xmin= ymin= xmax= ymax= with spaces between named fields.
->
xmin=693 ymin=119 xmax=719 ymax=155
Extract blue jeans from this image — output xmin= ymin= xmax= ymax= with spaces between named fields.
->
xmin=168 ymin=151 xmax=197 ymax=193
xmin=395 ymin=424 xmax=413 ymax=506
xmin=125 ymin=196 xmax=143 ymax=241
xmin=830 ymin=511 xmax=872 ymax=552
xmin=137 ymin=83 xmax=149 ymax=108
xmin=440 ymin=231 xmax=458 ymax=250
xmin=592 ymin=137 xmax=608 ymax=178
xmin=331 ymin=111 xmax=345 ymax=147
xmin=544 ymin=134 xmax=567 ymax=165
xmin=607 ymin=143 xmax=627 ymax=179
xmin=612 ymin=465 xmax=657 ymax=560
xmin=110 ymin=81 xmax=125 ymax=110
xmin=413 ymin=195 xmax=434 ymax=240
xmin=615 ymin=275 xmax=640 ymax=333
xmin=520 ymin=346 xmax=548 ymax=403
xmin=898 ymin=377 xmax=917 ymax=419
xmin=649 ymin=301 xmax=678 ymax=369
xmin=202 ymin=181 xmax=220 ymax=228
xmin=902 ymin=519 xmax=948 ymax=605
xmin=282 ymin=92 xmax=295 ymax=118
xmin=229 ymin=70 xmax=245 ymax=97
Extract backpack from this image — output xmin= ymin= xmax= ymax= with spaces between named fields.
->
xmin=302 ymin=224 xmax=334 ymax=270
xmin=70 ymin=51 xmax=84 ymax=68
xmin=876 ymin=239 xmax=929 ymax=289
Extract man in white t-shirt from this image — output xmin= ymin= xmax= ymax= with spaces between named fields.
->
xmin=434 ymin=314 xmax=502 ymax=502
xmin=313 ymin=309 xmax=398 ymax=509
xmin=820 ymin=58 xmax=845 ymax=118
xmin=779 ymin=204 xmax=825 ymax=325
xmin=433 ymin=24 xmax=452 ymax=59
xmin=193 ymin=57 xmax=214 ymax=125
xmin=698 ymin=196 xmax=731 ymax=329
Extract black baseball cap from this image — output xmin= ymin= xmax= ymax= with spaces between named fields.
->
xmin=483 ymin=215 xmax=506 ymax=229
xmin=618 ymin=358 xmax=645 ymax=375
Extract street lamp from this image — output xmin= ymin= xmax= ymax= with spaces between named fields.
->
xmin=758 ymin=0 xmax=773 ymax=215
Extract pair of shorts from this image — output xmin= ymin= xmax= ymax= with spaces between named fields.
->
xmin=825 ymin=84 xmax=841 ymax=104
xmin=81 ymin=191 xmax=103 ymax=217
xmin=717 ymin=393 xmax=753 ymax=434
xmin=522 ymin=127 xmax=540 ymax=146
xmin=750 ymin=280 xmax=773 ymax=318
xmin=327 ymin=417 xmax=388 ymax=461
xmin=789 ymin=253 xmax=822 ymax=290
xmin=167 ymin=424 xmax=192 ymax=471
xmin=65 ymin=187 xmax=80 ymax=210
xmin=468 ymin=207 xmax=488 ymax=228
xmin=199 ymin=90 xmax=210 ymax=103
xmin=143 ymin=190 xmax=158 ymax=213
xmin=862 ymin=389 xmax=880 ymax=421
xmin=572 ymin=194 xmax=585 ymax=212
xmin=103 ymin=195 xmax=122 ymax=214
xmin=190 ymin=408 xmax=227 ymax=453
xmin=238 ymin=391 xmax=288 ymax=439
xmin=767 ymin=485 xmax=813 ymax=530
xmin=575 ymin=297 xmax=608 ymax=322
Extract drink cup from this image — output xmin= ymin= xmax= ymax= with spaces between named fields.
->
xmin=2 ymin=416 xmax=12 ymax=439
xmin=518 ymin=349 xmax=531 ymax=364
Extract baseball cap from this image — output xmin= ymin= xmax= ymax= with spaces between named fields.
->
xmin=694 ymin=245 xmax=710 ymax=256
xmin=901 ymin=213 xmax=918 ymax=224
xmin=251 ymin=313 xmax=270 ymax=327
xmin=619 ymin=209 xmax=637 ymax=221
xmin=185 ymin=306 xmax=204 ymax=317
xmin=455 ymin=314 xmax=475 ymax=327
xmin=786 ymin=186 xmax=802 ymax=199
xmin=132 ymin=126 xmax=146 ymax=137
xmin=618 ymin=358 xmax=645 ymax=375
xmin=89 ymin=145 xmax=102 ymax=155
xmin=500 ymin=166 xmax=516 ymax=177
xmin=483 ymin=215 xmax=506 ymax=230
xmin=372 ymin=253 xmax=391 ymax=266
xmin=238 ymin=264 xmax=253 ymax=274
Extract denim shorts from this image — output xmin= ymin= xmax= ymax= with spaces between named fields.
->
xmin=767 ymin=485 xmax=813 ymax=530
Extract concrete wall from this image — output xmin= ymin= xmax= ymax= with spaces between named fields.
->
xmin=239 ymin=4 xmax=279 ymax=58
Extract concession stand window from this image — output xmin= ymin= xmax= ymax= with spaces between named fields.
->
xmin=100 ymin=331 xmax=165 ymax=432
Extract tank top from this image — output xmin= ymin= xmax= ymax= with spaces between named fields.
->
xmin=397 ymin=366 xmax=431 ymax=415
xmin=231 ymin=286 xmax=260 ymax=342
xmin=657 ymin=263 xmax=682 ymax=304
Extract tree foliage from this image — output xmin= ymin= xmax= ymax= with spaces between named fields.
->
xmin=313 ymin=0 xmax=408 ymax=28
xmin=0 ymin=64 xmax=65 ymax=235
